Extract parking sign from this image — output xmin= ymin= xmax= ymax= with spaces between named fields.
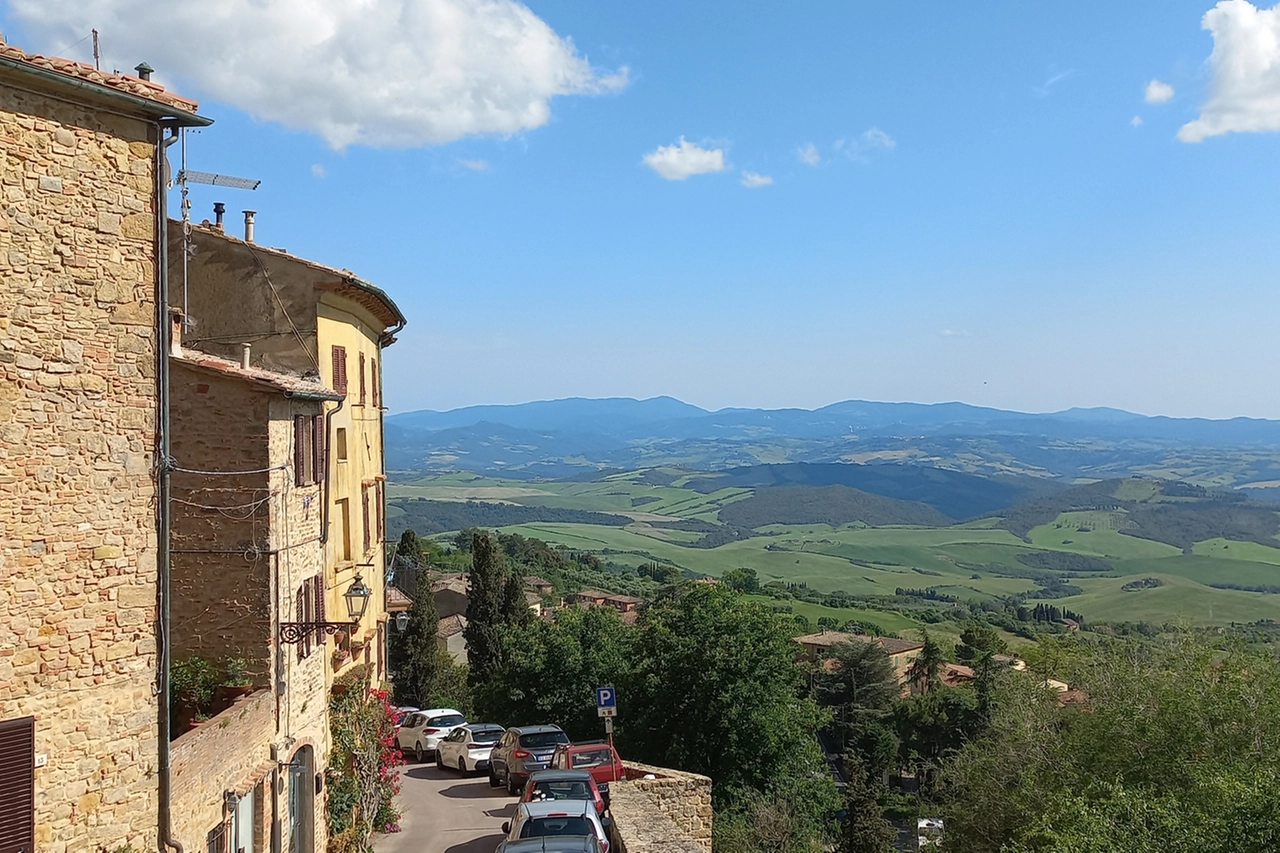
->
xmin=596 ymin=686 xmax=617 ymax=717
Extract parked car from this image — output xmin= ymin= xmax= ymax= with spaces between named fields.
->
xmin=395 ymin=708 xmax=466 ymax=762
xmin=495 ymin=837 xmax=603 ymax=853
xmin=489 ymin=725 xmax=571 ymax=794
xmin=519 ymin=769 xmax=606 ymax=817
xmin=499 ymin=801 xmax=609 ymax=853
xmin=549 ymin=741 xmax=625 ymax=805
xmin=436 ymin=723 xmax=505 ymax=774
xmin=392 ymin=707 xmax=419 ymax=728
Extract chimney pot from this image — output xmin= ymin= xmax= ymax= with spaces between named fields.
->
xmin=134 ymin=62 xmax=154 ymax=81
xmin=240 ymin=343 xmax=252 ymax=370
xmin=213 ymin=202 xmax=226 ymax=231
xmin=243 ymin=209 xmax=256 ymax=243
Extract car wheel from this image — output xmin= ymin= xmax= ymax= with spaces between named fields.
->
xmin=435 ymin=749 xmax=443 ymax=768
xmin=489 ymin=769 xmax=501 ymax=788
xmin=415 ymin=742 xmax=425 ymax=763
xmin=459 ymin=757 xmax=467 ymax=775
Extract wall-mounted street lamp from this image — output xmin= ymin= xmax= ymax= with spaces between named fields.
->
xmin=279 ymin=575 xmax=372 ymax=645
xmin=394 ymin=611 xmax=409 ymax=632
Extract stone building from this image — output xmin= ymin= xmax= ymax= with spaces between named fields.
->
xmin=166 ymin=316 xmax=344 ymax=853
xmin=0 ymin=40 xmax=208 ymax=853
xmin=167 ymin=217 xmax=406 ymax=684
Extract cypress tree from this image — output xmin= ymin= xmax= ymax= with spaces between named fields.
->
xmin=464 ymin=531 xmax=505 ymax=686
xmin=839 ymin=754 xmax=896 ymax=853
xmin=906 ymin=631 xmax=944 ymax=695
xmin=501 ymin=567 xmax=530 ymax=627
xmin=388 ymin=573 xmax=439 ymax=708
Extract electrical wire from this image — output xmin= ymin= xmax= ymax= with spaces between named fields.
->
xmin=243 ymin=243 xmax=320 ymax=374
xmin=172 ymin=463 xmax=288 ymax=476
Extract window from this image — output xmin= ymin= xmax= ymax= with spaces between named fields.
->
xmin=330 ymin=346 xmax=348 ymax=396
xmin=312 ymin=415 xmax=325 ymax=486
xmin=206 ymin=821 xmax=229 ymax=853
xmin=358 ymin=352 xmax=367 ymax=406
xmin=371 ymin=357 xmax=379 ymax=408
xmin=312 ymin=574 xmax=326 ymax=644
xmin=376 ymin=481 xmax=384 ymax=547
xmin=336 ymin=498 xmax=351 ymax=562
xmin=293 ymin=415 xmax=311 ymax=486
xmin=362 ymin=485 xmax=371 ymax=555
xmin=335 ymin=428 xmax=348 ymax=462
xmin=0 ymin=716 xmax=35 ymax=853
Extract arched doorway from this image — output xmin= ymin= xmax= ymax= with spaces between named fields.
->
xmin=286 ymin=746 xmax=315 ymax=853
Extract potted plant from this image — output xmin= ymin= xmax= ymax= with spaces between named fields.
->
xmin=171 ymin=656 xmax=216 ymax=734
xmin=216 ymin=656 xmax=255 ymax=706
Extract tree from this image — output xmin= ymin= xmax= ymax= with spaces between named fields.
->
xmin=722 ymin=566 xmax=761 ymax=594
xmin=905 ymin=632 xmax=944 ymax=694
xmin=501 ymin=566 xmax=530 ymax=627
xmin=464 ymin=531 xmax=506 ymax=686
xmin=474 ymin=605 xmax=634 ymax=740
xmin=387 ymin=573 xmax=439 ymax=708
xmin=817 ymin=616 xmax=841 ymax=632
xmin=396 ymin=528 xmax=422 ymax=561
xmin=838 ymin=754 xmax=896 ymax=853
xmin=954 ymin=623 xmax=1007 ymax=664
xmin=813 ymin=640 xmax=900 ymax=728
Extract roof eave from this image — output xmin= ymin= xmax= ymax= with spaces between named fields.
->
xmin=0 ymin=56 xmax=212 ymax=127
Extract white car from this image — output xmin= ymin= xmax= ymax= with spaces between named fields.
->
xmin=436 ymin=723 xmax=505 ymax=774
xmin=395 ymin=708 xmax=465 ymax=762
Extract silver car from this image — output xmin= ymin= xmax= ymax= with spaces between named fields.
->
xmin=500 ymin=801 xmax=610 ymax=853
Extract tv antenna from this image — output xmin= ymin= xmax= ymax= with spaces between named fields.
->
xmin=174 ymin=127 xmax=260 ymax=326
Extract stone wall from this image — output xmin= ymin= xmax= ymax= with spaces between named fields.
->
xmin=170 ymin=363 xmax=274 ymax=678
xmin=170 ymin=689 xmax=275 ymax=851
xmin=609 ymin=762 xmax=713 ymax=853
xmin=0 ymin=84 xmax=162 ymax=852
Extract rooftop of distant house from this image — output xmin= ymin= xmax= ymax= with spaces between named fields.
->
xmin=431 ymin=574 xmax=469 ymax=596
xmin=0 ymin=36 xmax=208 ymax=124
xmin=436 ymin=614 xmax=467 ymax=639
xmin=183 ymin=220 xmax=406 ymax=330
xmin=525 ymin=576 xmax=553 ymax=590
xmin=794 ymin=631 xmax=925 ymax=657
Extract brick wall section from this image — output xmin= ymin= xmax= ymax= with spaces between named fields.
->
xmin=170 ymin=364 xmax=274 ymax=678
xmin=170 ymin=690 xmax=275 ymax=850
xmin=609 ymin=763 xmax=712 ymax=853
xmin=0 ymin=86 xmax=161 ymax=852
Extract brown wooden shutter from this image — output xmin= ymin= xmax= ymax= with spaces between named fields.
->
xmin=312 ymin=414 xmax=325 ymax=486
xmin=358 ymin=353 xmax=367 ymax=407
xmin=313 ymin=574 xmax=326 ymax=642
xmin=376 ymin=481 xmax=384 ymax=547
xmin=331 ymin=346 xmax=348 ymax=395
xmin=362 ymin=486 xmax=371 ymax=554
xmin=371 ymin=358 xmax=379 ymax=408
xmin=296 ymin=586 xmax=305 ymax=661
xmin=0 ymin=716 xmax=35 ymax=853
xmin=293 ymin=416 xmax=308 ymax=486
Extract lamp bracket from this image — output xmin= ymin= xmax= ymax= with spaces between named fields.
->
xmin=279 ymin=621 xmax=355 ymax=645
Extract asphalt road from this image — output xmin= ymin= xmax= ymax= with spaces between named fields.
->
xmin=374 ymin=758 xmax=516 ymax=853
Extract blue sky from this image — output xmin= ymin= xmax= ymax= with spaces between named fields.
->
xmin=5 ymin=0 xmax=1280 ymax=418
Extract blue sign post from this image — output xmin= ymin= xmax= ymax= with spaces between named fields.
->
xmin=596 ymin=686 xmax=617 ymax=717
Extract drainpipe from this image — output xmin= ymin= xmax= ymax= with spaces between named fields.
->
xmin=319 ymin=396 xmax=345 ymax=545
xmin=156 ymin=123 xmax=184 ymax=853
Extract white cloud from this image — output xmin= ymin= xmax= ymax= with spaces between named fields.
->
xmin=797 ymin=143 xmax=821 ymax=165
xmin=9 ymin=0 xmax=628 ymax=149
xmin=860 ymin=127 xmax=896 ymax=149
xmin=1180 ymin=0 xmax=1280 ymax=142
xmin=939 ymin=329 xmax=972 ymax=338
xmin=1034 ymin=68 xmax=1076 ymax=97
xmin=458 ymin=158 xmax=490 ymax=172
xmin=740 ymin=171 xmax=773 ymax=188
xmin=311 ymin=163 xmax=326 ymax=178
xmin=642 ymin=137 xmax=726 ymax=180
xmin=1145 ymin=79 xmax=1175 ymax=104
xmin=1131 ymin=115 xmax=1144 ymax=127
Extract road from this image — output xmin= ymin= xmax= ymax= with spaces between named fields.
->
xmin=374 ymin=759 xmax=515 ymax=853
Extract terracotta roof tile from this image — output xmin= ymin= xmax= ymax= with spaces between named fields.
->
xmin=0 ymin=38 xmax=201 ymax=115
xmin=794 ymin=631 xmax=924 ymax=657
xmin=436 ymin=614 xmax=468 ymax=638
xmin=173 ymin=348 xmax=342 ymax=400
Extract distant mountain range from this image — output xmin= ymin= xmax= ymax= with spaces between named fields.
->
xmin=385 ymin=397 xmax=1280 ymax=491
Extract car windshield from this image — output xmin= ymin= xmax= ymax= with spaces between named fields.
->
xmin=429 ymin=714 xmax=465 ymax=727
xmin=521 ymin=731 xmax=570 ymax=748
xmin=520 ymin=817 xmax=593 ymax=839
xmin=529 ymin=780 xmax=591 ymax=801
xmin=470 ymin=729 xmax=503 ymax=743
xmin=570 ymin=749 xmax=614 ymax=769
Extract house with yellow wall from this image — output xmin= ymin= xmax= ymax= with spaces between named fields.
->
xmin=168 ymin=214 xmax=406 ymax=683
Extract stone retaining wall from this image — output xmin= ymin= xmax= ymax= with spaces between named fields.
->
xmin=608 ymin=762 xmax=712 ymax=853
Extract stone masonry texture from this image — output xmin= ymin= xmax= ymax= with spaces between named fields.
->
xmin=0 ymin=87 xmax=161 ymax=851
xmin=609 ymin=762 xmax=713 ymax=853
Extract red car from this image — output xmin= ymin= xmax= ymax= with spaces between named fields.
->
xmin=549 ymin=742 xmax=625 ymax=804
xmin=519 ymin=769 xmax=606 ymax=817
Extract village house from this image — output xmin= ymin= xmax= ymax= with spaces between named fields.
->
xmin=436 ymin=614 xmax=469 ymax=664
xmin=168 ymin=215 xmax=406 ymax=682
xmin=793 ymin=631 xmax=925 ymax=687
xmin=165 ymin=313 xmax=347 ymax=853
xmin=0 ymin=40 xmax=207 ymax=853
xmin=429 ymin=572 xmax=470 ymax=619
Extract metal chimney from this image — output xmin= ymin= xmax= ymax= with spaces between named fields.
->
xmin=213 ymin=202 xmax=225 ymax=231
xmin=134 ymin=62 xmax=153 ymax=81
xmin=240 ymin=343 xmax=252 ymax=370
xmin=243 ymin=210 xmax=256 ymax=243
